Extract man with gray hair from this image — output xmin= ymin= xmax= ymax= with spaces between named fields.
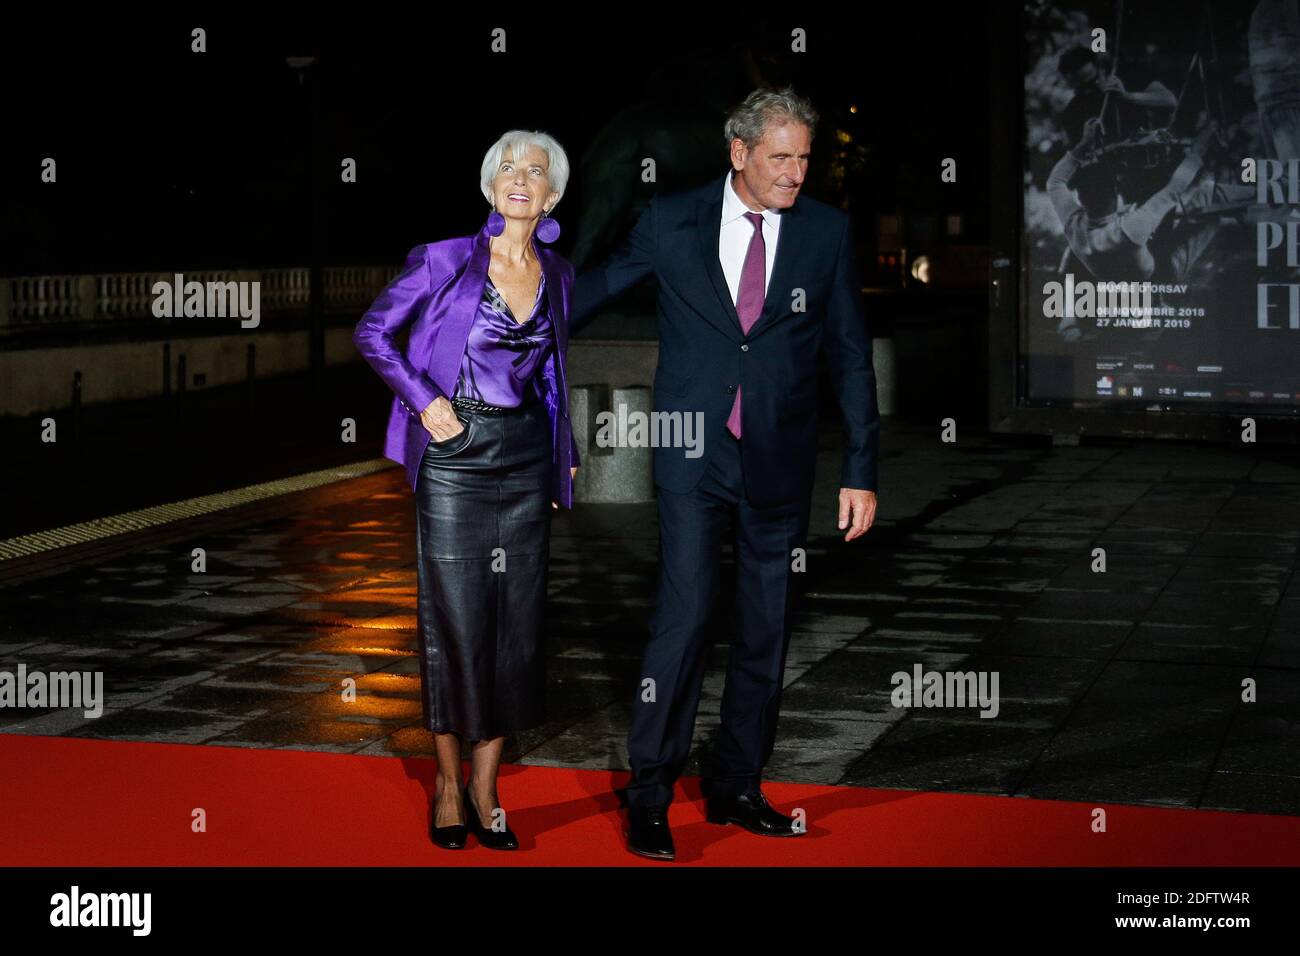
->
xmin=573 ymin=87 xmax=880 ymax=860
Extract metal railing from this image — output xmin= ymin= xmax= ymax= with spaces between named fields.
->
xmin=1 ymin=266 xmax=395 ymax=328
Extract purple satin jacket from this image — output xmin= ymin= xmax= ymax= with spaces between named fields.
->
xmin=352 ymin=218 xmax=579 ymax=508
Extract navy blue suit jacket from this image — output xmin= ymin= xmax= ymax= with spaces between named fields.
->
xmin=572 ymin=173 xmax=880 ymax=508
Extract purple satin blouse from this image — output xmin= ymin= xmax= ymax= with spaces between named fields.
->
xmin=452 ymin=273 xmax=554 ymax=407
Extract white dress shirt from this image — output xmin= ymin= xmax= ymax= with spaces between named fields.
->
xmin=719 ymin=170 xmax=781 ymax=303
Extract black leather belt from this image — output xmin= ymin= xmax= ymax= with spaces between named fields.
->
xmin=451 ymin=392 xmax=540 ymax=416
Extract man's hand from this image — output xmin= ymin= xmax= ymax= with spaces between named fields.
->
xmin=838 ymin=488 xmax=877 ymax=542
xmin=420 ymin=396 xmax=463 ymax=441
xmin=1101 ymin=74 xmax=1127 ymax=96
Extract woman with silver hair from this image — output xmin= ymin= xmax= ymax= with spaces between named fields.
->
xmin=353 ymin=130 xmax=579 ymax=851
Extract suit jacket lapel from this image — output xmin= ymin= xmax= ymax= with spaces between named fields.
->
xmin=746 ymin=200 xmax=804 ymax=339
xmin=538 ymin=245 xmax=570 ymax=415
xmin=696 ymin=185 xmax=744 ymax=341
xmin=697 ymin=176 xmax=807 ymax=341
xmin=539 ymin=245 xmax=567 ymax=359
xmin=427 ymin=227 xmax=491 ymax=396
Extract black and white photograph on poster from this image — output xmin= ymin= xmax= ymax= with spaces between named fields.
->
xmin=1022 ymin=0 xmax=1300 ymax=407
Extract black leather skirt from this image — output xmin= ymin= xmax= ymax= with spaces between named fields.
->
xmin=413 ymin=397 xmax=552 ymax=741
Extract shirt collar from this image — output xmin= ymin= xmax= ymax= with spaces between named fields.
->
xmin=723 ymin=171 xmax=780 ymax=228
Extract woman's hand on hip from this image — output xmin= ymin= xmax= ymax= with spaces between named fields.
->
xmin=420 ymin=396 xmax=464 ymax=441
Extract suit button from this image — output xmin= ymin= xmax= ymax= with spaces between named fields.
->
xmin=727 ymin=384 xmax=737 ymax=394
xmin=740 ymin=344 xmax=749 ymax=352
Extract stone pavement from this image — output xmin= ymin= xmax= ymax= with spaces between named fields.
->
xmin=1 ymin=418 xmax=1297 ymax=815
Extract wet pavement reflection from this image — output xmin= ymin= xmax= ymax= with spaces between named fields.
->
xmin=2 ymin=420 xmax=1298 ymax=815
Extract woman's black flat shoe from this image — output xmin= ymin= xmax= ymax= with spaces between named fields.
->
xmin=464 ymin=785 xmax=519 ymax=850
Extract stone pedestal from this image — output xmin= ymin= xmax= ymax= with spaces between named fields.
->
xmin=569 ymin=383 xmax=655 ymax=503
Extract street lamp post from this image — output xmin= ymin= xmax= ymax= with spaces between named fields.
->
xmin=286 ymin=55 xmax=324 ymax=400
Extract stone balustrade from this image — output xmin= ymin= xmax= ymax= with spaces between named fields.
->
xmin=0 ymin=266 xmax=395 ymax=328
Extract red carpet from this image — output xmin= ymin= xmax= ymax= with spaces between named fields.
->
xmin=2 ymin=734 xmax=1296 ymax=866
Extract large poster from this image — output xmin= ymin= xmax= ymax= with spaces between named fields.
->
xmin=1022 ymin=0 xmax=1300 ymax=407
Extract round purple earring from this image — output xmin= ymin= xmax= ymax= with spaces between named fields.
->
xmin=535 ymin=208 xmax=560 ymax=244
xmin=486 ymin=210 xmax=506 ymax=237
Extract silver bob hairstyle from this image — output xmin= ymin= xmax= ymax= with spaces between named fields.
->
xmin=723 ymin=87 xmax=819 ymax=150
xmin=479 ymin=130 xmax=570 ymax=212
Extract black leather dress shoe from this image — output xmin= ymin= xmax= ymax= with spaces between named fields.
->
xmin=706 ymin=789 xmax=802 ymax=836
xmin=429 ymin=798 xmax=468 ymax=849
xmin=626 ymin=806 xmax=676 ymax=860
xmin=464 ymin=785 xmax=519 ymax=850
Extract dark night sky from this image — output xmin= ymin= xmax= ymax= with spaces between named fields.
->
xmin=0 ymin=7 xmax=993 ymax=276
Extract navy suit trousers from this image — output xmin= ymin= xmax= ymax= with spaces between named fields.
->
xmin=625 ymin=430 xmax=813 ymax=808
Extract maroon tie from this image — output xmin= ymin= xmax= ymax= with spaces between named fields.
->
xmin=726 ymin=211 xmax=766 ymax=439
